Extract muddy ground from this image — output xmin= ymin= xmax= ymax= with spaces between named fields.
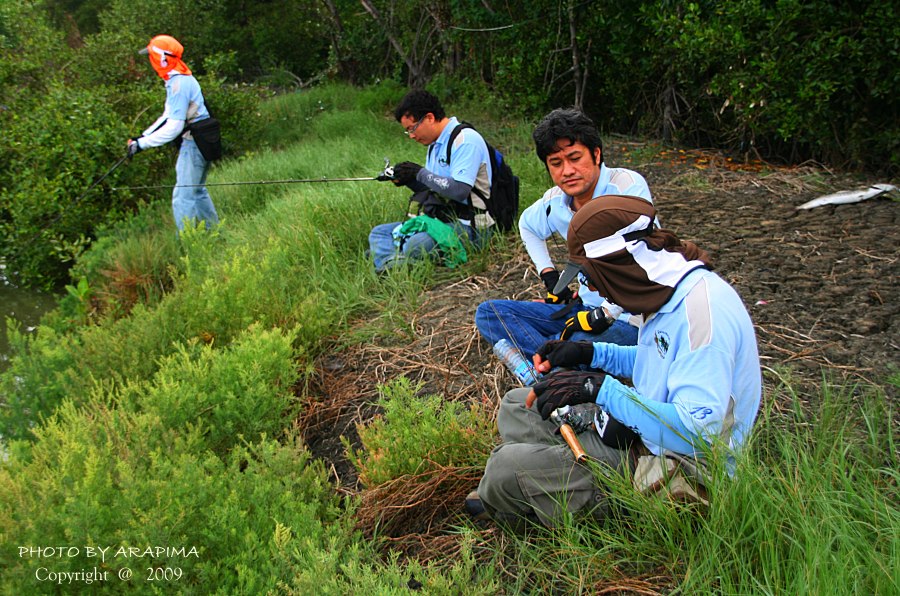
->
xmin=299 ymin=141 xmax=899 ymax=557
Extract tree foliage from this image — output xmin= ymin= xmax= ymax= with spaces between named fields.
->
xmin=328 ymin=0 xmax=898 ymax=172
xmin=2 ymin=0 xmax=897 ymax=285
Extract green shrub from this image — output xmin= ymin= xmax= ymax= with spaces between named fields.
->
xmin=0 ymin=323 xmax=336 ymax=593
xmin=635 ymin=0 xmax=900 ymax=170
xmin=0 ymin=83 xmax=164 ymax=287
xmin=281 ymin=527 xmax=500 ymax=595
xmin=346 ymin=378 xmax=495 ymax=487
xmin=115 ymin=325 xmax=300 ymax=454
xmin=1 ymin=416 xmax=339 ymax=594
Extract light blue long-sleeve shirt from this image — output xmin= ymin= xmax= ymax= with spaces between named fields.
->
xmin=591 ymin=269 xmax=762 ymax=459
xmin=137 ymin=74 xmax=209 ymax=150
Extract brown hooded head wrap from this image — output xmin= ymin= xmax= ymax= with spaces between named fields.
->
xmin=554 ymin=196 xmax=713 ymax=315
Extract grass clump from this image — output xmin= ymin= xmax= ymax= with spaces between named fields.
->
xmin=489 ymin=377 xmax=899 ymax=595
xmin=347 ymin=377 xmax=495 ymax=487
xmin=346 ymin=378 xmax=496 ymax=542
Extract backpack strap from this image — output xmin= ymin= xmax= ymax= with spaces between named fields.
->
xmin=445 ymin=121 xmax=473 ymax=164
xmin=446 ymin=122 xmax=493 ymax=203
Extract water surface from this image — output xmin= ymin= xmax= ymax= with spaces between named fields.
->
xmin=0 ymin=277 xmax=58 ymax=372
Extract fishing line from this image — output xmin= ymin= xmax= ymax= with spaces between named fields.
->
xmin=3 ymin=155 xmax=130 ymax=263
xmin=111 ymin=176 xmax=382 ymax=191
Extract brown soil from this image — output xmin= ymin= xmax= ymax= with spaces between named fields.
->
xmin=298 ymin=142 xmax=899 ymax=562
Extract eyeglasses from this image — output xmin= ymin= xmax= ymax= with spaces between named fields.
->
xmin=403 ymin=118 xmax=425 ymax=137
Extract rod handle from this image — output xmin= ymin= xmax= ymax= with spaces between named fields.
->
xmin=559 ymin=423 xmax=589 ymax=463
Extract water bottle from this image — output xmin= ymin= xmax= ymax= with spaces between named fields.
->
xmin=493 ymin=339 xmax=543 ymax=386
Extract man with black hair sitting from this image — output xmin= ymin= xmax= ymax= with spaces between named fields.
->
xmin=475 ymin=108 xmax=652 ymax=357
xmin=368 ymin=90 xmax=494 ymax=272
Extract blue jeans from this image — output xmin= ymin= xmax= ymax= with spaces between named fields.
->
xmin=475 ymin=299 xmax=639 ymax=358
xmin=368 ymin=220 xmax=483 ymax=272
xmin=173 ymin=138 xmax=219 ymax=231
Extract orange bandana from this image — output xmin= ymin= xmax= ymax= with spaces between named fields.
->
xmin=141 ymin=35 xmax=192 ymax=80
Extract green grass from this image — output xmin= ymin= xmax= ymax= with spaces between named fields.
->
xmin=482 ymin=374 xmax=899 ymax=594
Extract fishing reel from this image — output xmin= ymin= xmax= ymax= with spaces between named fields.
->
xmin=376 ymin=157 xmax=395 ymax=181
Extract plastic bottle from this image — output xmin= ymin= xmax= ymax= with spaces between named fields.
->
xmin=493 ymin=339 xmax=543 ymax=386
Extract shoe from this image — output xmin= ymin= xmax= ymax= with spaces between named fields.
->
xmin=465 ymin=490 xmax=490 ymax=521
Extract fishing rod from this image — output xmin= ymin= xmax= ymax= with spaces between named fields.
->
xmin=112 ymin=176 xmax=383 ymax=191
xmin=4 ymin=158 xmax=396 ymax=264
xmin=111 ymin=159 xmax=396 ymax=191
xmin=75 ymin=155 xmax=130 ymax=204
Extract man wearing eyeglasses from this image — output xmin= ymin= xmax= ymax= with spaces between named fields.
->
xmin=368 ymin=90 xmax=493 ymax=272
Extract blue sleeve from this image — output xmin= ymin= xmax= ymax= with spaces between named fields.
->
xmin=596 ymin=377 xmax=702 ymax=454
xmin=416 ymin=169 xmax=473 ymax=203
xmin=518 ymin=198 xmax=554 ymax=240
xmin=591 ymin=342 xmax=637 ymax=378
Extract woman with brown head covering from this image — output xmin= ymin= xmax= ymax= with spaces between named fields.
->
xmin=467 ymin=196 xmax=761 ymax=529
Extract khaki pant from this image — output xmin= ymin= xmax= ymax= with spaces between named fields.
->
xmin=477 ymin=388 xmax=626 ymax=527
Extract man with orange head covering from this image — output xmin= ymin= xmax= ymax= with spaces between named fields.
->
xmin=127 ymin=35 xmax=219 ymax=231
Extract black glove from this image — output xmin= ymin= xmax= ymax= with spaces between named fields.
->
xmin=554 ymin=402 xmax=642 ymax=450
xmin=540 ymin=270 xmax=574 ymax=304
xmin=559 ymin=307 xmax=612 ymax=340
xmin=127 ymin=137 xmax=142 ymax=157
xmin=535 ymin=339 xmax=594 ymax=369
xmin=595 ymin=408 xmax=642 ymax=450
xmin=392 ymin=161 xmax=422 ymax=186
xmin=531 ymin=370 xmax=606 ymax=420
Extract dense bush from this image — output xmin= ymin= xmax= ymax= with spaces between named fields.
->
xmin=347 ymin=378 xmax=495 ymax=487
xmin=638 ymin=0 xmax=900 ymax=169
xmin=0 ymin=326 xmax=338 ymax=591
xmin=322 ymin=0 xmax=899 ymax=172
xmin=1 ymin=419 xmax=342 ymax=593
